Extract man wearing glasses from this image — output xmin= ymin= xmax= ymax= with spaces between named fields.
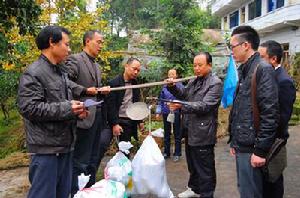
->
xmin=228 ymin=26 xmax=279 ymax=198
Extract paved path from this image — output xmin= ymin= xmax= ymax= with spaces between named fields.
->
xmin=166 ymin=125 xmax=300 ymax=198
xmin=1 ymin=126 xmax=299 ymax=198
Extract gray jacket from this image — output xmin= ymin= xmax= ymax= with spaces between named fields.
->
xmin=168 ymin=72 xmax=222 ymax=146
xmin=17 ymin=55 xmax=76 ymax=154
xmin=64 ymin=52 xmax=102 ymax=129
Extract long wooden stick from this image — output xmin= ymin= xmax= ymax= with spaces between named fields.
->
xmin=103 ymin=76 xmax=196 ymax=91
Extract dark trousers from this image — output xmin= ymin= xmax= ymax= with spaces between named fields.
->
xmin=162 ymin=113 xmax=182 ymax=156
xmin=235 ymin=152 xmax=263 ymax=198
xmin=118 ymin=118 xmax=137 ymax=142
xmin=71 ymin=109 xmax=112 ymax=196
xmin=28 ymin=153 xmax=72 ymax=198
xmin=263 ymin=174 xmax=284 ymax=198
xmin=186 ymin=143 xmax=216 ymax=198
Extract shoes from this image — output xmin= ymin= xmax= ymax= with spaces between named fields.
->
xmin=163 ymin=153 xmax=170 ymax=159
xmin=173 ymin=156 xmax=180 ymax=162
xmin=178 ymin=187 xmax=200 ymax=198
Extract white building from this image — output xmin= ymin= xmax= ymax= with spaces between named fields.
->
xmin=211 ymin=0 xmax=300 ymax=55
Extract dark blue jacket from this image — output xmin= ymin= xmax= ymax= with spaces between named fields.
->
xmin=275 ymin=66 xmax=296 ymax=140
xmin=156 ymin=83 xmax=184 ymax=114
xmin=229 ymin=53 xmax=279 ymax=158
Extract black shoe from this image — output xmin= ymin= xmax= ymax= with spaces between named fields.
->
xmin=163 ymin=153 xmax=170 ymax=159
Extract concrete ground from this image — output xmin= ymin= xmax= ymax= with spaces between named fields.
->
xmin=0 ymin=125 xmax=299 ymax=198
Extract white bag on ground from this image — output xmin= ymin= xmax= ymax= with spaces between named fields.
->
xmin=73 ymin=179 xmax=126 ymax=198
xmin=78 ymin=173 xmax=90 ymax=190
xmin=105 ymin=141 xmax=133 ymax=195
xmin=132 ymin=135 xmax=174 ymax=198
xmin=151 ymin=128 xmax=164 ymax=138
xmin=105 ymin=151 xmax=133 ymax=195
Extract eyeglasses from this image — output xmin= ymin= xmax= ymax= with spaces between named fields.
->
xmin=229 ymin=42 xmax=245 ymax=50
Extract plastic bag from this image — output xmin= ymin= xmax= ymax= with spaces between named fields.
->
xmin=105 ymin=151 xmax=133 ymax=195
xmin=151 ymin=128 xmax=164 ymax=138
xmin=78 ymin=173 xmax=90 ymax=190
xmin=74 ymin=179 xmax=126 ymax=198
xmin=132 ymin=135 xmax=174 ymax=198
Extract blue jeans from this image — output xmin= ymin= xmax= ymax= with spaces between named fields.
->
xmin=28 ymin=152 xmax=72 ymax=198
xmin=163 ymin=113 xmax=182 ymax=156
xmin=235 ymin=152 xmax=263 ymax=198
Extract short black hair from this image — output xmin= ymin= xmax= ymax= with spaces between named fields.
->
xmin=260 ymin=40 xmax=283 ymax=64
xmin=35 ymin=26 xmax=70 ymax=50
xmin=83 ymin=30 xmax=101 ymax=46
xmin=127 ymin=57 xmax=141 ymax=65
xmin=197 ymin=52 xmax=212 ymax=65
xmin=231 ymin=26 xmax=260 ymax=50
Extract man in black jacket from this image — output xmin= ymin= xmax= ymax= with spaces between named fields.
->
xmin=258 ymin=40 xmax=296 ymax=198
xmin=228 ymin=26 xmax=279 ymax=198
xmin=17 ymin=26 xmax=88 ymax=198
xmin=107 ymin=57 xmax=144 ymax=144
xmin=167 ymin=52 xmax=222 ymax=198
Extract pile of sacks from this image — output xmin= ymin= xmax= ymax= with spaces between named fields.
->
xmin=74 ymin=136 xmax=174 ymax=198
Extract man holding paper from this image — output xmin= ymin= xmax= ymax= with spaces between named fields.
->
xmin=167 ymin=52 xmax=222 ymax=198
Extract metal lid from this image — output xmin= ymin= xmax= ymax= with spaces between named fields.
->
xmin=126 ymin=102 xmax=149 ymax=120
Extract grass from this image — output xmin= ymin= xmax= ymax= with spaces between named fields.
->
xmin=0 ymin=109 xmax=27 ymax=169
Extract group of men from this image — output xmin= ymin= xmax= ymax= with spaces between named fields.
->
xmin=164 ymin=26 xmax=296 ymax=198
xmin=17 ymin=24 xmax=296 ymax=198
xmin=17 ymin=26 xmax=143 ymax=198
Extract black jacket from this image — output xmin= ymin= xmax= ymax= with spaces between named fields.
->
xmin=275 ymin=66 xmax=296 ymax=140
xmin=17 ymin=55 xmax=76 ymax=154
xmin=107 ymin=74 xmax=141 ymax=126
xmin=168 ymin=72 xmax=222 ymax=146
xmin=229 ymin=53 xmax=279 ymax=158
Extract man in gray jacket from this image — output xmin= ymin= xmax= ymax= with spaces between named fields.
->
xmin=167 ymin=52 xmax=222 ymax=198
xmin=64 ymin=30 xmax=111 ymax=195
xmin=17 ymin=26 xmax=88 ymax=198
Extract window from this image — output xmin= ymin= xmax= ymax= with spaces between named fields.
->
xmin=240 ymin=7 xmax=245 ymax=24
xmin=230 ymin=10 xmax=239 ymax=28
xmin=268 ymin=0 xmax=284 ymax=12
xmin=248 ymin=0 xmax=262 ymax=20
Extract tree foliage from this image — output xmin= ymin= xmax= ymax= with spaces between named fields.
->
xmin=145 ymin=0 xmax=214 ymax=76
xmin=0 ymin=0 xmax=117 ymax=122
xmin=0 ymin=0 xmax=41 ymax=35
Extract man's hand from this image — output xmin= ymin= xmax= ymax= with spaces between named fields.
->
xmin=71 ymin=100 xmax=85 ymax=115
xmin=251 ymin=154 xmax=266 ymax=168
xmin=230 ymin=147 xmax=236 ymax=156
xmin=71 ymin=100 xmax=90 ymax=119
xmin=155 ymin=114 xmax=160 ymax=119
xmin=112 ymin=124 xmax=123 ymax=136
xmin=86 ymin=87 xmax=98 ymax=95
xmin=78 ymin=110 xmax=89 ymax=119
xmin=165 ymin=78 xmax=175 ymax=86
xmin=168 ymin=102 xmax=182 ymax=111
xmin=139 ymin=122 xmax=145 ymax=132
xmin=98 ymin=86 xmax=111 ymax=95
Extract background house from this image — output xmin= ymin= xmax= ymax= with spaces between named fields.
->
xmin=211 ymin=0 xmax=300 ymax=67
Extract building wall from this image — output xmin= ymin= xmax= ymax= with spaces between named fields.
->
xmin=213 ymin=0 xmax=300 ymax=54
xmin=261 ymin=27 xmax=300 ymax=54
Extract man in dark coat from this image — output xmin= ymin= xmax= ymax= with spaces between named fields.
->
xmin=258 ymin=40 xmax=296 ymax=198
xmin=107 ymin=57 xmax=144 ymax=144
xmin=17 ymin=26 xmax=88 ymax=198
xmin=64 ymin=30 xmax=111 ymax=195
xmin=167 ymin=52 xmax=222 ymax=198
xmin=228 ymin=26 xmax=279 ymax=198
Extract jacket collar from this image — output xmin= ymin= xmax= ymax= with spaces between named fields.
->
xmin=40 ymin=54 xmax=62 ymax=74
xmin=239 ymin=52 xmax=260 ymax=79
